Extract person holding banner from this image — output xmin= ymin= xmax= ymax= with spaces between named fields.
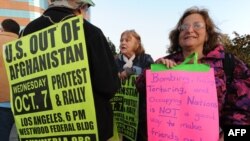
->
xmin=136 ymin=6 xmax=250 ymax=140
xmin=20 ymin=0 xmax=120 ymax=141
xmin=0 ymin=19 xmax=20 ymax=141
xmin=115 ymin=29 xmax=154 ymax=141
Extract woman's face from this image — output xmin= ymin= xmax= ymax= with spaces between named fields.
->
xmin=178 ymin=13 xmax=207 ymax=52
xmin=120 ymin=34 xmax=138 ymax=58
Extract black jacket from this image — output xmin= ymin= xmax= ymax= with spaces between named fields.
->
xmin=21 ymin=7 xmax=120 ymax=141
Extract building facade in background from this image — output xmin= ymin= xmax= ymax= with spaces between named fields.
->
xmin=0 ymin=0 xmax=49 ymax=28
xmin=1 ymin=0 xmax=91 ymax=29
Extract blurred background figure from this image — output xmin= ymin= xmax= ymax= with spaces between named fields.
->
xmin=0 ymin=18 xmax=20 ymax=141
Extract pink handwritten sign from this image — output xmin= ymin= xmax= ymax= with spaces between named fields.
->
xmin=146 ymin=69 xmax=219 ymax=141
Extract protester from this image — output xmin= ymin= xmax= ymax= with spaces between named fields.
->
xmin=0 ymin=18 xmax=20 ymax=141
xmin=116 ymin=30 xmax=154 ymax=80
xmin=115 ymin=29 xmax=154 ymax=141
xmin=21 ymin=0 xmax=120 ymax=140
xmin=136 ymin=6 xmax=250 ymax=140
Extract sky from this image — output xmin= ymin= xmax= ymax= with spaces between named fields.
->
xmin=90 ymin=0 xmax=250 ymax=60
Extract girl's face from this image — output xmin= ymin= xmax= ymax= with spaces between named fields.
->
xmin=120 ymin=34 xmax=138 ymax=58
xmin=178 ymin=13 xmax=208 ymax=52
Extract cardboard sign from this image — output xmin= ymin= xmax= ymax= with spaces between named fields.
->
xmin=146 ymin=63 xmax=219 ymax=141
xmin=110 ymin=75 xmax=139 ymax=141
xmin=3 ymin=16 xmax=99 ymax=141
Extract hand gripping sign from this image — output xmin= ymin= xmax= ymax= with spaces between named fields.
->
xmin=146 ymin=53 xmax=219 ymax=141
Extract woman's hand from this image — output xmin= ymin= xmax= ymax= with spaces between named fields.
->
xmin=118 ymin=71 xmax=128 ymax=80
xmin=155 ymin=58 xmax=177 ymax=68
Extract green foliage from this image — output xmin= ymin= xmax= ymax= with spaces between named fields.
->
xmin=222 ymin=32 xmax=250 ymax=66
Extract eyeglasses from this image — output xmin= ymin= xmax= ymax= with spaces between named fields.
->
xmin=178 ymin=22 xmax=205 ymax=32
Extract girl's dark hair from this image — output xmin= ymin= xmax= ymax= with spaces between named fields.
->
xmin=168 ymin=6 xmax=222 ymax=55
xmin=1 ymin=19 xmax=20 ymax=35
